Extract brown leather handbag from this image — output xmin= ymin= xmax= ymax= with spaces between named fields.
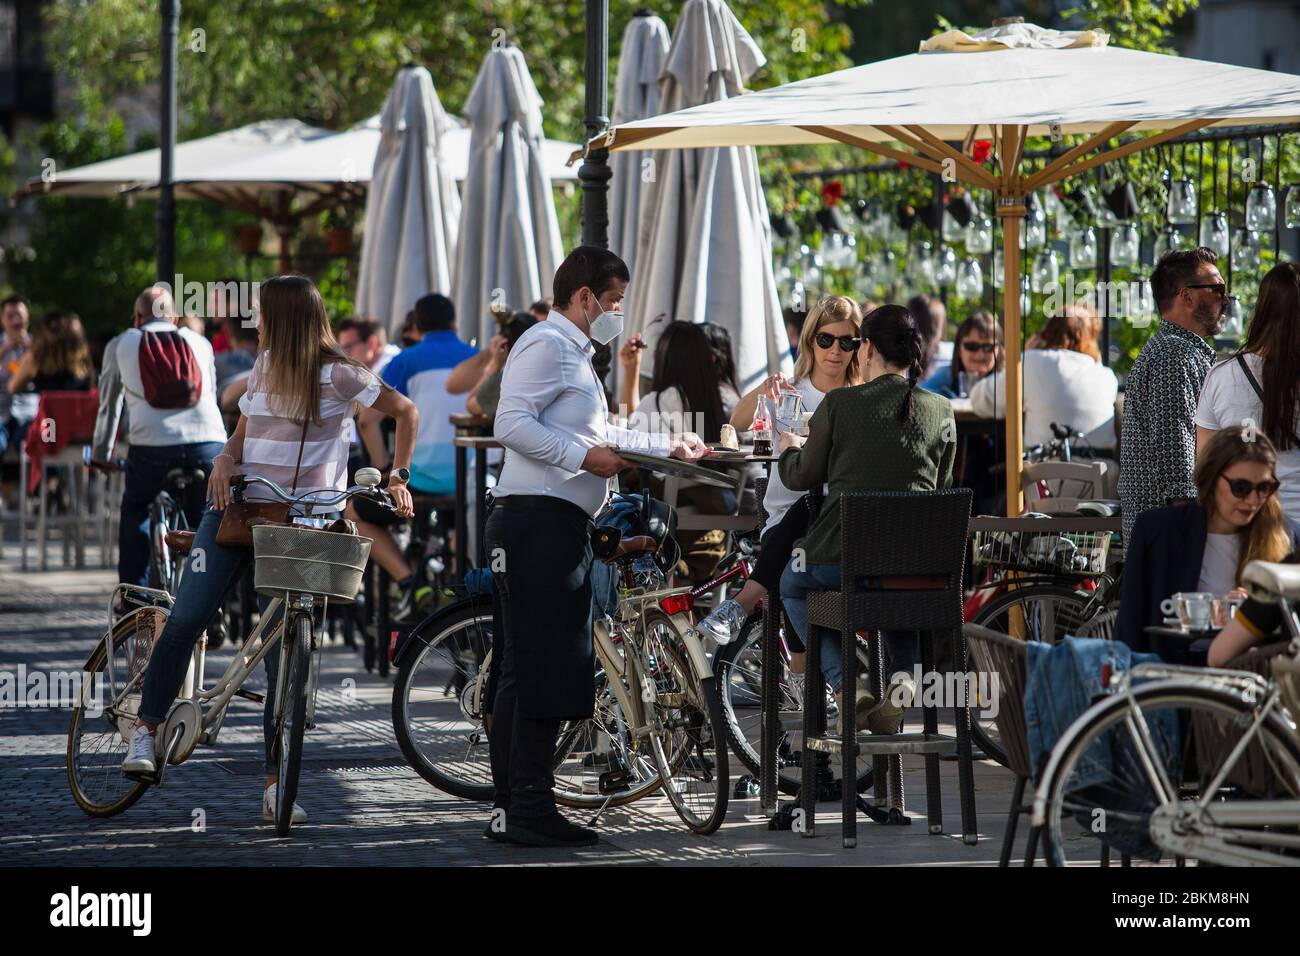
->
xmin=215 ymin=419 xmax=309 ymax=548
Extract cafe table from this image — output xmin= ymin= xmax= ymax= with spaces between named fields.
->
xmin=1143 ymin=625 xmax=1216 ymax=667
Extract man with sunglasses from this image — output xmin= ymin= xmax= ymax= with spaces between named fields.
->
xmin=1119 ymin=248 xmax=1226 ymax=544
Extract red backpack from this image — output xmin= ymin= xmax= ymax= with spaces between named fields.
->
xmin=137 ymin=329 xmax=202 ymax=409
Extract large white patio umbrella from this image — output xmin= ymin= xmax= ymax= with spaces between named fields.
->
xmin=12 ymin=119 xmax=333 ymax=199
xmin=608 ymin=11 xmax=671 ymax=275
xmin=589 ymin=20 xmax=1300 ymax=512
xmin=354 ymin=66 xmax=461 ymax=337
xmin=452 ymin=44 xmax=563 ymax=345
xmin=624 ymin=0 xmax=790 ymax=394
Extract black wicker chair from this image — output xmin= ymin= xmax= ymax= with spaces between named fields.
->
xmin=964 ymin=623 xmax=1037 ymax=865
xmin=799 ymin=488 xmax=977 ymax=848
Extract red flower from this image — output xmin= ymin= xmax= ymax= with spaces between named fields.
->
xmin=898 ymin=161 xmax=909 ymax=171
xmin=972 ymin=140 xmax=993 ymax=165
xmin=821 ymin=179 xmax=844 ymax=206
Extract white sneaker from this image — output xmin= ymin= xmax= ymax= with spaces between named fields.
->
xmin=697 ymin=599 xmax=748 ymax=645
xmin=122 ymin=725 xmax=157 ymax=775
xmin=262 ymin=784 xmax=308 ymax=824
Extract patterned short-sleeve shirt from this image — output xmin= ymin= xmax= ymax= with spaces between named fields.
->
xmin=238 ymin=352 xmax=383 ymax=507
xmin=1118 ymin=321 xmax=1216 ymax=543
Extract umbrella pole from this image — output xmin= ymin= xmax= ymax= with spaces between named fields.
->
xmin=997 ymin=201 xmax=1025 ymax=516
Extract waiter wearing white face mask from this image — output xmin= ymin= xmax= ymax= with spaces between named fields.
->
xmin=485 ymin=247 xmax=708 ymax=848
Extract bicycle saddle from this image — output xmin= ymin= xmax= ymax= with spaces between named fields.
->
xmin=164 ymin=530 xmax=196 ymax=555
xmin=1242 ymin=559 xmax=1300 ymax=602
xmin=166 ymin=467 xmax=208 ymax=489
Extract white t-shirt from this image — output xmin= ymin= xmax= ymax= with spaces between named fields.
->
xmin=1197 ymin=532 xmax=1241 ymax=595
xmin=760 ymin=377 xmax=826 ymax=535
xmin=969 ymin=348 xmax=1118 ymax=449
xmin=1195 ymin=352 xmax=1300 ymax=526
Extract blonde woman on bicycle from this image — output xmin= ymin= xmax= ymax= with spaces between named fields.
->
xmin=122 ymin=275 xmax=417 ymax=823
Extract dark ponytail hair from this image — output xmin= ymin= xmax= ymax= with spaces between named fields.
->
xmin=862 ymin=303 xmax=925 ymax=425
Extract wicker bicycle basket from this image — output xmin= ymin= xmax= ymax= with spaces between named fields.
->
xmin=972 ymin=528 xmax=1112 ymax=576
xmin=252 ymin=524 xmax=372 ymax=603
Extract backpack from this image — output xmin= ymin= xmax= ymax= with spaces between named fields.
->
xmin=137 ymin=329 xmax=202 ymax=409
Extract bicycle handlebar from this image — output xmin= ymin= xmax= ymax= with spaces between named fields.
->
xmin=231 ymin=470 xmax=396 ymax=512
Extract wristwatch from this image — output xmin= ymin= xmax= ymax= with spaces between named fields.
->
xmin=388 ymin=467 xmax=410 ymax=485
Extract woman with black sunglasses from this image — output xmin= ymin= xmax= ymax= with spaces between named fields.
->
xmin=1117 ymin=427 xmax=1300 ymax=653
xmin=698 ymin=296 xmax=862 ymax=652
xmin=921 ymin=311 xmax=1002 ymax=399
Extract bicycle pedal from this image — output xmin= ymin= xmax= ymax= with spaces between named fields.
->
xmin=234 ymin=689 xmax=265 ymax=704
xmin=733 ymin=775 xmax=759 ymax=799
xmin=597 ymin=768 xmax=633 ymax=794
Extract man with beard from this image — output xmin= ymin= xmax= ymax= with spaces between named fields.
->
xmin=1119 ymin=247 xmax=1227 ymax=543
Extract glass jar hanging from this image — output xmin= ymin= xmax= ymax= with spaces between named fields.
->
xmin=955 ymin=257 xmax=984 ymax=302
xmin=1246 ymin=184 xmax=1277 ymax=233
xmin=1284 ymin=185 xmax=1300 ymax=229
xmin=1199 ymin=212 xmax=1230 ymax=258
xmin=935 ymin=245 xmax=958 ymax=286
xmin=966 ymin=214 xmax=994 ymax=254
xmin=1069 ymin=228 xmax=1098 ymax=269
xmin=1031 ymin=249 xmax=1060 ymax=293
xmin=1110 ymin=223 xmax=1140 ymax=268
xmin=1166 ymin=178 xmax=1198 ymax=225
xmin=1232 ymin=228 xmax=1260 ymax=272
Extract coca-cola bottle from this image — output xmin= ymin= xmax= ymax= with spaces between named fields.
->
xmin=752 ymin=395 xmax=773 ymax=457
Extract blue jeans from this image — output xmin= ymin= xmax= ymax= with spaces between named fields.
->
xmin=779 ymin=560 xmax=919 ymax=692
xmin=119 ymin=442 xmax=224 ymax=588
xmin=138 ymin=506 xmax=283 ymax=770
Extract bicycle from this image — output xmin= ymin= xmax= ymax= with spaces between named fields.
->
xmin=966 ymin=519 xmax=1121 ymax=766
xmin=1033 ymin=558 xmax=1300 ymax=866
xmin=392 ymin=493 xmax=731 ymax=834
xmin=66 ymin=468 xmax=395 ymax=836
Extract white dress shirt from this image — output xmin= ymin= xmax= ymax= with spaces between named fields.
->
xmin=91 ymin=319 xmax=228 ymax=460
xmin=494 ymin=311 xmax=670 ymax=515
xmin=969 ymin=348 xmax=1119 ymax=449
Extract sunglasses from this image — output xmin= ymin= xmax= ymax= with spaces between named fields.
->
xmin=1184 ymin=282 xmax=1227 ymax=299
xmin=814 ymin=332 xmax=861 ymax=353
xmin=961 ymin=341 xmax=997 ymax=354
xmin=1219 ymin=474 xmax=1280 ymax=500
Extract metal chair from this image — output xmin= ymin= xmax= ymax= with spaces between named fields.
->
xmin=1075 ymin=608 xmax=1118 ymax=641
xmin=965 ymin=624 xmax=1037 ymax=865
xmin=1022 ymin=460 xmax=1111 ymax=514
xmin=799 ymin=488 xmax=977 ymax=847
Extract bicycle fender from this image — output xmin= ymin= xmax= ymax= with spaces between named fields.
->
xmin=673 ymin=612 xmax=714 ymax=681
xmin=390 ymin=595 xmax=488 ymax=669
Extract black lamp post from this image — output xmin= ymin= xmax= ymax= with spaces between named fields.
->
xmin=579 ymin=0 xmax=614 ymax=389
xmin=157 ymin=0 xmax=180 ymax=283
xmin=578 ymin=0 xmax=611 ymax=249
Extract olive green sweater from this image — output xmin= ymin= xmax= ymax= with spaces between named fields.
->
xmin=778 ymin=374 xmax=956 ymax=565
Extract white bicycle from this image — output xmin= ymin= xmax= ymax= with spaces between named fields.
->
xmin=1033 ymin=558 xmax=1300 ymax=866
xmin=66 ymin=468 xmax=393 ymax=835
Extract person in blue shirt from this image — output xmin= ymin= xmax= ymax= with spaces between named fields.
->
xmin=373 ymin=293 xmax=479 ymax=495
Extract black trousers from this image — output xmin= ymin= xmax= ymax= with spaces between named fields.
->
xmin=485 ymin=496 xmax=595 ymax=820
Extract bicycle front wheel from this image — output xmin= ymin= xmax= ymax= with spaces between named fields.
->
xmin=392 ymin=601 xmax=495 ymax=801
xmin=969 ymin=584 xmax=1093 ymax=767
xmin=642 ymin=609 xmax=729 ymax=834
xmin=1042 ymin=682 xmax=1300 ymax=867
xmin=67 ymin=609 xmax=162 ymax=817
xmin=714 ymin=610 xmax=875 ymax=796
xmin=273 ymin=611 xmax=312 ymax=836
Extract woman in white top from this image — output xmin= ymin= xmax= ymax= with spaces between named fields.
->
xmin=1195 ymin=262 xmax=1300 ymax=525
xmin=123 ymin=275 xmax=418 ymax=823
xmin=696 ymin=295 xmax=864 ymax=657
xmin=970 ymin=304 xmax=1119 ymax=450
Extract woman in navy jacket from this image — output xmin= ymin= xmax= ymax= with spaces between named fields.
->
xmin=1118 ymin=428 xmax=1299 ymax=652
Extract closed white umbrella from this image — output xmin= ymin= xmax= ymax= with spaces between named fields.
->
xmin=453 ymin=44 xmax=563 ymax=345
xmin=355 ymin=66 xmax=461 ymax=337
xmin=625 ymin=0 xmax=790 ymax=395
xmin=608 ymin=12 xmax=671 ymax=273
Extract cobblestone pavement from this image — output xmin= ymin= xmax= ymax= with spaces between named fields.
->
xmin=0 ymin=561 xmax=1017 ymax=866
